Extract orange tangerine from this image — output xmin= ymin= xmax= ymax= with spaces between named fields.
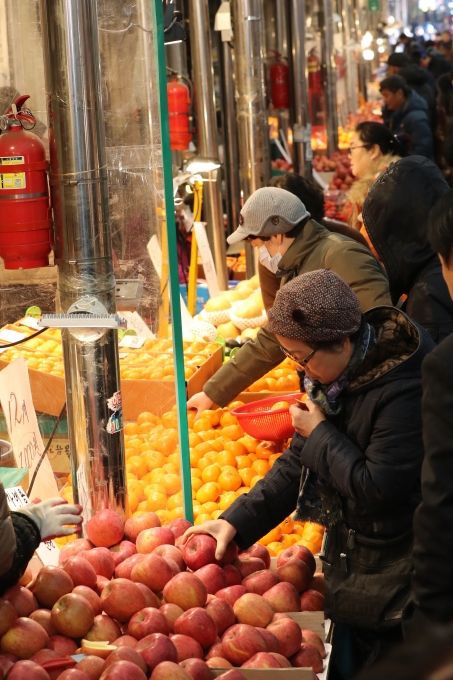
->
xmin=128 ymin=479 xmax=144 ymax=498
xmin=196 ymin=482 xmax=220 ymax=504
xmin=144 ymin=483 xmax=167 ymax=496
xmin=145 ymin=451 xmax=165 ymax=471
xmin=293 ymin=523 xmax=305 ymax=536
xmin=162 ymin=474 xmax=181 ymax=495
xmin=280 ymin=517 xmax=294 ymax=534
xmin=218 ymin=468 xmax=242 ymax=492
xmin=219 ymin=492 xmax=237 ymax=511
xmin=250 ymin=475 xmax=263 ymax=488
xmin=194 ymin=441 xmax=218 ymax=455
xmin=248 ymin=453 xmax=258 ymax=462
xmin=137 ymin=411 xmax=159 ymax=426
xmin=267 ymin=541 xmax=282 ymax=554
xmin=259 ymin=525 xmax=282 ymax=546
xmin=201 ymin=464 xmax=221 ymax=483
xmin=138 ymin=422 xmax=156 ymax=435
xmin=205 ymin=452 xmax=218 ymax=463
xmin=252 ymin=459 xmax=270 ymax=476
xmin=128 ymin=491 xmax=139 ymax=513
xmin=206 ymin=439 xmax=224 ymax=452
xmin=146 ymin=491 xmax=167 ymax=512
xmin=190 ymin=449 xmax=204 ymax=467
xmin=280 ymin=534 xmax=299 ymax=548
xmin=167 ymin=492 xmax=183 ymax=511
xmin=297 ymin=539 xmax=320 ymax=554
xmin=201 ymin=409 xmax=221 ymax=427
xmin=199 ymin=501 xmax=218 ymax=514
xmin=236 ymin=456 xmax=252 ymax=469
xmin=191 ymin=468 xmax=202 ymax=479
xmin=155 ymin=509 xmax=170 ymax=524
xmin=193 ymin=418 xmax=212 ymax=433
xmin=211 ymin=510 xmax=223 ymax=520
xmin=235 ymin=487 xmax=250 ymax=496
xmin=162 ymin=463 xmax=178 ymax=475
xmin=189 ymin=432 xmax=203 ymax=447
xmin=127 ymin=456 xmax=148 ymax=479
xmin=239 ymin=468 xmax=255 ymax=486
xmin=269 ymin=453 xmax=282 ymax=468
xmin=191 ymin=477 xmax=203 ymax=493
xmin=221 ymin=424 xmax=244 ymax=441
xmin=125 ymin=448 xmax=137 ymax=460
xmin=198 ymin=429 xmax=220 ymax=442
xmin=169 ymin=507 xmax=185 ymax=520
xmin=167 ymin=453 xmax=181 ymax=469
xmin=197 ymin=457 xmax=211 ymax=472
xmin=237 ymin=435 xmax=259 ymax=453
xmin=228 ymin=400 xmax=245 ymax=410
xmin=195 ymin=514 xmax=212 ymax=525
xmin=216 ymin=451 xmax=237 ymax=468
xmin=187 ymin=412 xmax=196 ymax=429
xmin=267 ymin=546 xmax=277 ymax=557
xmin=154 ymin=437 xmax=177 ymax=456
xmin=137 ymin=500 xmax=148 ymax=512
xmin=149 ymin=469 xmax=166 ymax=485
xmin=224 ymin=441 xmax=247 ymax=457
xmin=220 ymin=412 xmax=238 ymax=428
xmin=132 ymin=510 xmax=146 ymax=517
xmin=124 ymin=423 xmax=139 ymax=436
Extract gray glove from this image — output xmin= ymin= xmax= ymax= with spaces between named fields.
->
xmin=15 ymin=498 xmax=83 ymax=541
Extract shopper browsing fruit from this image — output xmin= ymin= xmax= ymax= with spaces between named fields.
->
xmin=188 ymin=186 xmax=391 ymax=413
xmin=0 ymin=484 xmax=82 ymax=595
xmin=183 ymin=269 xmax=434 ymax=677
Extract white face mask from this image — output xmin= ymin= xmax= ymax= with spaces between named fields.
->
xmin=259 ymin=244 xmax=282 ymax=274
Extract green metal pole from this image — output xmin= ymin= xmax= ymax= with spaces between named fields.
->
xmin=150 ymin=0 xmax=193 ymax=524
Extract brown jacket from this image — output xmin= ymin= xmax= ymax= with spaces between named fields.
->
xmin=204 ymin=220 xmax=391 ymax=407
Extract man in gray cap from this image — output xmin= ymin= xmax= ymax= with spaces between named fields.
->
xmin=188 ymin=186 xmax=391 ymax=412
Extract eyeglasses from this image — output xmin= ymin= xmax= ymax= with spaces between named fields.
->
xmin=280 ymin=345 xmax=318 ymax=370
xmin=244 ymin=235 xmax=270 ymax=243
xmin=347 ymin=145 xmax=367 ymax=155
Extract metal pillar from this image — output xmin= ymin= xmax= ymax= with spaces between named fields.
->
xmin=275 ymin=0 xmax=291 ymax=159
xmin=188 ymin=0 xmax=228 ymax=290
xmin=289 ymin=0 xmax=312 ymax=178
xmin=319 ymin=0 xmax=339 ymax=155
xmin=39 ymin=0 xmax=127 ymax=519
xmin=219 ymin=39 xmax=241 ymax=237
xmin=342 ymin=0 xmax=359 ymax=114
xmin=230 ymin=0 xmax=271 ymax=277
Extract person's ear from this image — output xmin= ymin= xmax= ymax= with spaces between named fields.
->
xmin=370 ymin=144 xmax=381 ymax=160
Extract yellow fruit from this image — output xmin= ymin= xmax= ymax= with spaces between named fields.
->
xmin=216 ymin=322 xmax=240 ymax=339
xmin=205 ymin=297 xmax=231 ymax=312
xmin=270 ymin=401 xmax=290 ymax=410
xmin=234 ymin=301 xmax=262 ymax=320
xmin=220 ymin=290 xmax=243 ymax=302
xmin=247 ymin=275 xmax=260 ymax=290
xmin=241 ymin=328 xmax=259 ymax=340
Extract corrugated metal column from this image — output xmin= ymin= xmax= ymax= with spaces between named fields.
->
xmin=319 ymin=0 xmax=339 ymax=155
xmin=289 ymin=0 xmax=312 ymax=178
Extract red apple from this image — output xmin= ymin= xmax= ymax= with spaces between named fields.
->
xmin=290 ymin=643 xmax=323 ymax=672
xmin=276 ymin=558 xmax=311 ymax=593
xmin=242 ymin=570 xmax=280 ymax=596
xmin=256 ymin=628 xmax=280 ymax=653
xmin=99 ymin=660 xmax=146 ymax=680
xmin=215 ymin=586 xmax=248 ymax=607
xmin=271 ymin=612 xmax=291 ymax=621
xmin=263 ymin=582 xmax=301 ymax=612
xmin=134 ymin=584 xmax=160 ymax=609
xmin=125 ymin=514 xmax=161 ymax=544
xmin=160 ymin=604 xmax=183 ymax=633
xmin=301 ymin=629 xmax=326 ymax=658
xmin=269 ymin=652 xmax=291 ymax=668
xmin=46 ymin=635 xmax=78 ymax=656
xmin=18 ymin=567 xmax=33 ymax=587
xmin=72 ymin=587 xmax=102 ymax=616
xmin=166 ymin=559 xmax=181 ymax=577
xmin=0 ymin=653 xmax=17 ymax=678
xmin=75 ymin=657 xmax=104 ymax=680
xmin=86 ymin=510 xmax=124 ymax=549
xmin=0 ymin=598 xmax=18 ymax=636
xmin=233 ymin=593 xmax=274 ymax=628
xmin=169 ymin=635 xmax=203 ymax=662
xmin=232 ymin=556 xmax=265 ymax=579
xmin=29 ymin=567 xmax=74 ymax=609
xmin=309 ymin=573 xmax=325 ymax=596
xmin=109 ymin=541 xmax=136 ymax=568
xmin=94 ymin=577 xmax=110 ymax=597
xmin=114 ymin=554 xmax=144 ymax=580
xmin=79 ymin=549 xmax=115 ymax=579
xmin=221 ymin=624 xmax=268 ymax=665
xmin=163 ymin=573 xmax=207 ymax=611
xmin=194 ymin=565 xmax=227 ymax=595
xmin=131 ymin=554 xmax=174 ymax=593
xmin=30 ymin=649 xmax=61 ymax=665
xmin=300 ymin=590 xmax=325 ymax=612
xmin=136 ymin=528 xmax=175 ymax=554
xmin=206 ymin=658 xmax=232 ymax=668
xmin=277 ymin=545 xmax=316 ymax=577
xmin=59 ymin=539 xmax=93 ymax=565
xmin=267 ymin=617 xmax=302 ymax=657
xmin=58 ymin=670 xmax=90 ymax=680
xmin=100 ymin=579 xmax=146 ymax=622
xmin=153 ymin=545 xmax=185 ymax=571
xmin=51 ymin=594 xmax=94 ymax=638
xmin=222 ymin=565 xmax=242 ymax=587
xmin=29 ymin=611 xmax=58 ymax=637
xmin=205 ymin=643 xmax=224 ymax=660
xmin=218 ymin=542 xmax=238 ymax=567
xmin=86 ymin=615 xmax=121 ymax=643
xmin=173 ymin=607 xmax=217 ymax=648
xmin=0 ymin=617 xmax=49 ymax=659
xmin=3 ymin=586 xmax=38 ymax=617
xmin=167 ymin=519 xmax=192 ymax=540
xmin=241 ymin=652 xmax=280 ymax=668
xmin=182 ymin=536 xmax=217 ymax=571
xmin=149 ymin=661 xmax=192 ymax=680
xmin=240 ymin=544 xmax=270 ymax=569
xmin=128 ymin=608 xmax=170 ymax=640
xmin=8 ymin=660 xmax=50 ymax=680
xmin=179 ymin=658 xmax=211 ymax=680
xmin=101 ymin=647 xmax=147 ymax=675
xmin=205 ymin=598 xmax=235 ymax=636
xmin=136 ymin=633 xmax=178 ymax=673
xmin=63 ymin=557 xmax=97 ymax=589
xmin=112 ymin=636 xmax=137 ymax=649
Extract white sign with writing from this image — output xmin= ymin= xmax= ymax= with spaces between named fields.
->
xmin=121 ymin=311 xmax=155 ymax=339
xmin=118 ymin=335 xmax=146 ymax=349
xmin=5 ymin=486 xmax=60 ymax=566
xmin=193 ymin=222 xmax=220 ymax=298
xmin=0 ymin=358 xmax=59 ymax=501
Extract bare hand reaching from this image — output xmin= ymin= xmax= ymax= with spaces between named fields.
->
xmin=181 ymin=519 xmax=237 ymax=561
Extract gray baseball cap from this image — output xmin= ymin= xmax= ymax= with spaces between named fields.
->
xmin=227 ymin=187 xmax=310 ymax=245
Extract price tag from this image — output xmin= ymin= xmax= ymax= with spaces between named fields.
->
xmin=19 ymin=317 xmax=41 ymax=330
xmin=118 ymin=352 xmax=130 ymax=359
xmin=5 ymin=486 xmax=60 ymax=566
xmin=0 ymin=329 xmax=27 ymax=343
xmin=118 ymin=336 xmax=146 ymax=349
xmin=193 ymin=222 xmax=220 ymax=298
xmin=0 ymin=358 xmax=59 ymax=502
xmin=121 ymin=311 xmax=155 ymax=339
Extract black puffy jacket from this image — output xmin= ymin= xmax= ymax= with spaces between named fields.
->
xmin=383 ymin=90 xmax=434 ymax=159
xmin=399 ymin=64 xmax=437 ymax=130
xmin=362 ymin=157 xmax=453 ymax=344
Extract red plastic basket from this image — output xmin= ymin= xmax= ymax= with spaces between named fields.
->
xmin=232 ymin=393 xmax=305 ymax=440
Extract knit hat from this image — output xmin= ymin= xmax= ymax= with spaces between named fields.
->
xmin=267 ymin=270 xmax=362 ymax=342
xmin=387 ymin=52 xmax=410 ymax=68
xmin=227 ymin=187 xmax=310 ymax=244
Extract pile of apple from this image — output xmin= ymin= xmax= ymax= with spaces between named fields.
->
xmin=0 ymin=509 xmax=326 ymax=680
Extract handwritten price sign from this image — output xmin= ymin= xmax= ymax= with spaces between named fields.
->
xmin=0 ymin=358 xmax=59 ymax=501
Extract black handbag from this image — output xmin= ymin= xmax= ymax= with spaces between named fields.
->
xmin=321 ymin=522 xmax=413 ymax=633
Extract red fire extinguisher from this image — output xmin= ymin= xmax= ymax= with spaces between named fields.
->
xmin=269 ymin=52 xmax=290 ymax=110
xmin=167 ymin=78 xmax=192 ymax=151
xmin=0 ymin=95 xmax=52 ymax=269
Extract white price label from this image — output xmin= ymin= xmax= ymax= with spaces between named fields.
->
xmin=19 ymin=317 xmax=41 ymax=330
xmin=0 ymin=329 xmax=27 ymax=343
xmin=118 ymin=336 xmax=146 ymax=349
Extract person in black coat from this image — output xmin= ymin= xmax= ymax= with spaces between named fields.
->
xmin=387 ymin=53 xmax=437 ymax=130
xmin=183 ymin=269 xmax=434 ymax=679
xmin=362 ymin=156 xmax=453 ymax=344
xmin=405 ymin=189 xmax=453 ymax=632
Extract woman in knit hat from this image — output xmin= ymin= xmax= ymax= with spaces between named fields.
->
xmin=182 ymin=269 xmax=434 ymax=678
